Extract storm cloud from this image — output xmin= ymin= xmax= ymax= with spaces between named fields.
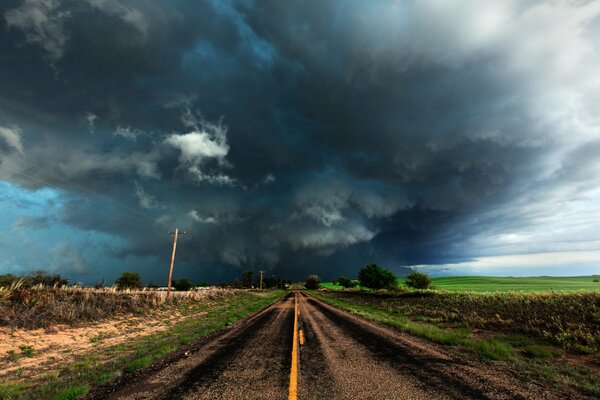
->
xmin=1 ymin=0 xmax=599 ymax=283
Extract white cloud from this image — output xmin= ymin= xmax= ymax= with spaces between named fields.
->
xmin=86 ymin=0 xmax=149 ymax=36
xmin=188 ymin=210 xmax=218 ymax=224
xmin=166 ymin=131 xmax=229 ymax=162
xmin=134 ymin=182 xmax=163 ymax=209
xmin=85 ymin=112 xmax=97 ymax=133
xmin=263 ymin=173 xmax=275 ymax=184
xmin=0 ymin=126 xmax=24 ymax=154
xmin=4 ymin=0 xmax=70 ymax=60
xmin=165 ymin=118 xmax=235 ymax=185
xmin=287 ymin=224 xmax=376 ymax=254
xmin=114 ymin=126 xmax=143 ymax=141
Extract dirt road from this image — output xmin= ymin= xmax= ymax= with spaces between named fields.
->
xmin=86 ymin=291 xmax=583 ymax=399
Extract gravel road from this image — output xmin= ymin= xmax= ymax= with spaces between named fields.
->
xmin=86 ymin=291 xmax=586 ymax=400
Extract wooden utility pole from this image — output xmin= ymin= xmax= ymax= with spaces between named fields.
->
xmin=167 ymin=228 xmax=186 ymax=300
xmin=259 ymin=270 xmax=265 ymax=290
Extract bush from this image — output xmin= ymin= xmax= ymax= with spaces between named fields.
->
xmin=338 ymin=276 xmax=357 ymax=288
xmin=405 ymin=271 xmax=432 ymax=289
xmin=115 ymin=272 xmax=142 ymax=290
xmin=27 ymin=271 xmax=68 ymax=287
xmin=0 ymin=274 xmax=18 ymax=288
xmin=358 ymin=264 xmax=397 ymax=290
xmin=0 ymin=271 xmax=68 ymax=288
xmin=173 ymin=278 xmax=193 ymax=291
xmin=305 ymin=275 xmax=321 ymax=290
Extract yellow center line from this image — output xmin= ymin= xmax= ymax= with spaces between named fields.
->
xmin=299 ymin=329 xmax=305 ymax=346
xmin=288 ymin=291 xmax=299 ymax=400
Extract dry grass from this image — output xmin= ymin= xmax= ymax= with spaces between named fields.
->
xmin=0 ymin=283 xmax=233 ymax=329
xmin=321 ymin=289 xmax=600 ymax=353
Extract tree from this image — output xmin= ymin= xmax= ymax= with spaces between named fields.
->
xmin=358 ymin=264 xmax=397 ymax=290
xmin=27 ymin=271 xmax=68 ymax=287
xmin=0 ymin=274 xmax=18 ymax=288
xmin=305 ymin=275 xmax=321 ymax=290
xmin=115 ymin=272 xmax=141 ymax=289
xmin=337 ymin=276 xmax=357 ymax=288
xmin=173 ymin=278 xmax=193 ymax=291
xmin=240 ymin=270 xmax=253 ymax=288
xmin=405 ymin=271 xmax=431 ymax=289
xmin=197 ymin=280 xmax=209 ymax=287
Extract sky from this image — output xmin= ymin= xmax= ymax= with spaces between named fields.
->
xmin=0 ymin=0 xmax=599 ymax=285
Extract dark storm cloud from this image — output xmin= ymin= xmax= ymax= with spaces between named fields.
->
xmin=1 ymin=0 xmax=600 ymax=282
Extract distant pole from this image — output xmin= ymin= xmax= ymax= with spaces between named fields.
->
xmin=259 ymin=270 xmax=265 ymax=290
xmin=167 ymin=228 xmax=186 ymax=300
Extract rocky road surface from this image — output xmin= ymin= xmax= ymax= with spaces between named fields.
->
xmin=86 ymin=291 xmax=585 ymax=400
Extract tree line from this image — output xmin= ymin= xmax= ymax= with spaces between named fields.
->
xmin=305 ymin=264 xmax=432 ymax=290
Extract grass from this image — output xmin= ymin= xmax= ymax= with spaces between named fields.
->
xmin=0 ymin=290 xmax=285 ymax=400
xmin=412 ymin=276 xmax=600 ymax=292
xmin=316 ymin=288 xmax=600 ymax=352
xmin=323 ymin=275 xmax=600 ymax=292
xmin=309 ymin=290 xmax=511 ymax=359
xmin=124 ymin=356 xmax=153 ymax=373
xmin=52 ymin=385 xmax=89 ymax=400
xmin=311 ymin=289 xmax=600 ymax=397
xmin=0 ymin=284 xmax=235 ymax=329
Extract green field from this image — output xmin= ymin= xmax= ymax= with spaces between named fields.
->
xmin=323 ymin=276 xmax=600 ymax=292
xmin=426 ymin=276 xmax=600 ymax=292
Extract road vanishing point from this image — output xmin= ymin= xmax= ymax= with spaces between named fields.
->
xmin=86 ymin=291 xmax=571 ymax=400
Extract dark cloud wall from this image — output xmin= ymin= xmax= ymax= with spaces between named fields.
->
xmin=1 ymin=0 xmax=599 ymax=283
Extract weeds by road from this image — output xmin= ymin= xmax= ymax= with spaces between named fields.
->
xmin=0 ymin=284 xmax=233 ymax=329
xmin=0 ymin=290 xmax=285 ymax=400
xmin=311 ymin=289 xmax=600 ymax=397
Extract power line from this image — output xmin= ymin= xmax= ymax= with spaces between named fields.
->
xmin=0 ymin=152 xmax=158 ymax=230
xmin=0 ymin=150 xmax=159 ymax=223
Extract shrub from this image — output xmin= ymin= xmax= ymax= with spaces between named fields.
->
xmin=338 ymin=276 xmax=357 ymax=288
xmin=358 ymin=264 xmax=397 ymax=290
xmin=0 ymin=274 xmax=18 ymax=288
xmin=405 ymin=271 xmax=432 ymax=289
xmin=305 ymin=275 xmax=321 ymax=290
xmin=115 ymin=272 xmax=142 ymax=290
xmin=26 ymin=271 xmax=68 ymax=287
xmin=0 ymin=271 xmax=68 ymax=288
xmin=173 ymin=278 xmax=193 ymax=291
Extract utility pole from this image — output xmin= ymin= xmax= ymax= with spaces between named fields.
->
xmin=259 ymin=270 xmax=265 ymax=290
xmin=167 ymin=228 xmax=186 ymax=300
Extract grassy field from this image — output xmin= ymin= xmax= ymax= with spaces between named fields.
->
xmin=0 ymin=289 xmax=285 ymax=400
xmin=425 ymin=276 xmax=600 ymax=292
xmin=312 ymin=289 xmax=600 ymax=397
xmin=323 ymin=275 xmax=600 ymax=292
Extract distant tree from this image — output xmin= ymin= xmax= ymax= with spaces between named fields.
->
xmin=241 ymin=270 xmax=253 ymax=288
xmin=337 ymin=276 xmax=357 ymax=288
xmin=405 ymin=271 xmax=432 ymax=289
xmin=305 ymin=275 xmax=321 ymax=290
xmin=197 ymin=280 xmax=209 ymax=287
xmin=115 ymin=272 xmax=142 ymax=289
xmin=27 ymin=271 xmax=68 ymax=287
xmin=358 ymin=264 xmax=397 ymax=290
xmin=173 ymin=278 xmax=193 ymax=291
xmin=0 ymin=274 xmax=18 ymax=288
xmin=145 ymin=281 xmax=159 ymax=289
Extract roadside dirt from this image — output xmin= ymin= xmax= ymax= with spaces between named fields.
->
xmin=0 ymin=308 xmax=193 ymax=379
